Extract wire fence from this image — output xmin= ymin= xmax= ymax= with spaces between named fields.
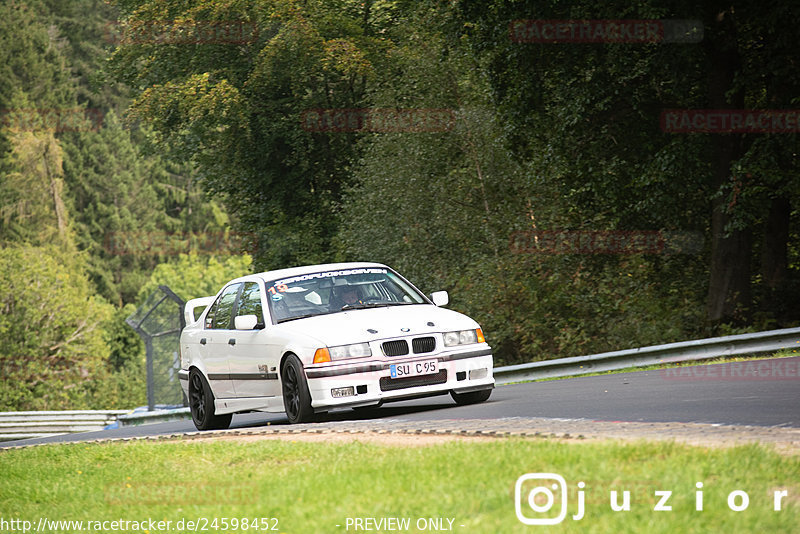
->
xmin=126 ymin=285 xmax=186 ymax=410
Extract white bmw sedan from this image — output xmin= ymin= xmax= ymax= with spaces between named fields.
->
xmin=179 ymin=262 xmax=494 ymax=429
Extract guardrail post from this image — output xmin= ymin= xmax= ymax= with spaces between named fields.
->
xmin=145 ymin=337 xmax=155 ymax=411
xmin=126 ymin=285 xmax=186 ymax=411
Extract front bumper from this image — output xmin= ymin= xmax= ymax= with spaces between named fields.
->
xmin=304 ymin=347 xmax=494 ymax=411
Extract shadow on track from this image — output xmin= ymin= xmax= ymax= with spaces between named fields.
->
xmin=229 ymin=396 xmax=460 ymax=429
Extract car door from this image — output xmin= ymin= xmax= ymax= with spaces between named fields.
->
xmin=202 ymin=282 xmax=241 ymax=399
xmin=228 ymin=281 xmax=281 ymax=398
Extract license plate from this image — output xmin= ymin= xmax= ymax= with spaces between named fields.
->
xmin=390 ymin=359 xmax=438 ymax=379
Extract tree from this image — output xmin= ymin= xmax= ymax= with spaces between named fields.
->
xmin=0 ymin=0 xmax=248 ymax=409
xmin=339 ymin=4 xmax=704 ymax=364
xmin=38 ymin=0 xmax=131 ymax=113
xmin=61 ymin=111 xmax=232 ymax=305
xmin=107 ymin=0 xmax=399 ymax=270
xmin=0 ymin=124 xmax=70 ymax=245
xmin=136 ymin=253 xmax=252 ymax=304
xmin=0 ymin=1 xmax=76 ymax=125
xmin=454 ymin=0 xmax=799 ymax=327
xmin=0 ymin=244 xmax=115 ymax=410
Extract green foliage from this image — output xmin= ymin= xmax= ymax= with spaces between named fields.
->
xmin=60 ymin=111 xmax=165 ymax=305
xmin=61 ymin=111 xmax=232 ymax=306
xmin=453 ymin=0 xmax=799 ymax=326
xmin=78 ymin=361 xmax=147 ymax=410
xmin=37 ymin=0 xmax=131 ymax=113
xmin=0 ymin=1 xmax=76 ymax=130
xmin=0 ymin=0 xmax=237 ymax=410
xmin=0 ymin=245 xmax=114 ymax=410
xmin=136 ymin=253 xmax=253 ymax=303
xmin=3 ymin=439 xmax=799 ymax=532
xmin=0 ymin=0 xmax=797 ymax=410
xmin=107 ymin=0 xmax=399 ymax=270
xmin=105 ymin=304 xmax=143 ymax=371
xmin=0 ymin=121 xmax=71 ymax=245
xmin=339 ymin=5 xmax=707 ymax=364
xmin=468 ymin=255 xmax=704 ymax=363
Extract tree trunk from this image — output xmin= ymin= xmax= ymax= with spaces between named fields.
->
xmin=706 ymin=203 xmax=752 ymax=323
xmin=760 ymin=195 xmax=790 ymax=289
xmin=704 ymin=10 xmax=752 ymax=325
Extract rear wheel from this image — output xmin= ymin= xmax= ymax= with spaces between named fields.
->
xmin=281 ymin=355 xmax=315 ymax=424
xmin=450 ymin=388 xmax=492 ymax=406
xmin=189 ymin=370 xmax=232 ymax=431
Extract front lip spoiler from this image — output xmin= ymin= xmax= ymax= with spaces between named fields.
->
xmin=312 ymin=383 xmax=494 ymax=413
xmin=451 ymin=383 xmax=494 ymax=394
xmin=305 ymin=348 xmax=492 ymax=379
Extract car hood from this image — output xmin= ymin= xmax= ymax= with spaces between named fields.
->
xmin=274 ymin=304 xmax=479 ymax=347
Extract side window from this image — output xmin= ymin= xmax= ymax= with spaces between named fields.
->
xmin=209 ymin=283 xmax=240 ymax=330
xmin=204 ymin=300 xmax=218 ymax=329
xmin=235 ymin=282 xmax=264 ymax=326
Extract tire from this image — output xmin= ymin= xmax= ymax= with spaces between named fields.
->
xmin=281 ymin=355 xmax=315 ymax=424
xmin=189 ymin=369 xmax=232 ymax=431
xmin=450 ymin=388 xmax=492 ymax=406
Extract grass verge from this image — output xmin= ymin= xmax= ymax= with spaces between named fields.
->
xmin=1 ymin=437 xmax=798 ymax=533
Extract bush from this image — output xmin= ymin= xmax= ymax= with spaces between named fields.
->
xmin=0 ymin=245 xmax=114 ymax=410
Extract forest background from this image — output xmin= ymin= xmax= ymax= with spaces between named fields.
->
xmin=1 ymin=0 xmax=797 ymax=410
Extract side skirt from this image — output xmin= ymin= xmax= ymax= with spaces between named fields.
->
xmin=214 ymin=396 xmax=282 ymax=416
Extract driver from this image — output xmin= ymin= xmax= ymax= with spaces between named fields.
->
xmin=332 ymin=286 xmax=362 ymax=309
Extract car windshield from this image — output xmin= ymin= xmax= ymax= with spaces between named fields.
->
xmin=265 ymin=267 xmax=428 ymax=323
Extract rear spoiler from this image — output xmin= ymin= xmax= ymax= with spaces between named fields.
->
xmin=184 ymin=296 xmax=215 ymax=326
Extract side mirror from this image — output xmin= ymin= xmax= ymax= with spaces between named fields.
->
xmin=234 ymin=314 xmax=259 ymax=330
xmin=430 ymin=291 xmax=449 ymax=307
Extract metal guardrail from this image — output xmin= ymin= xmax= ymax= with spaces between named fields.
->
xmin=116 ymin=407 xmax=191 ymax=428
xmin=494 ymin=326 xmax=800 ymax=384
xmin=0 ymin=410 xmax=130 ymax=442
xmin=0 ymin=407 xmax=193 ymax=442
xmin=2 ymin=328 xmax=797 ymax=442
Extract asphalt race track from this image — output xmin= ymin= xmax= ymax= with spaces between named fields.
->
xmin=4 ymin=356 xmax=799 ymax=448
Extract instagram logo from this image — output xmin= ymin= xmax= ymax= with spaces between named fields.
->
xmin=515 ymin=473 xmax=585 ymax=525
xmin=514 ymin=474 xmax=790 ymax=524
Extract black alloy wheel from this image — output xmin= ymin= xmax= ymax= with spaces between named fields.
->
xmin=189 ymin=369 xmax=232 ymax=430
xmin=281 ymin=355 xmax=315 ymax=424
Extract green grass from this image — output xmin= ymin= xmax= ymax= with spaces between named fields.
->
xmin=516 ymin=349 xmax=800 ymax=384
xmin=1 ymin=437 xmax=798 ymax=533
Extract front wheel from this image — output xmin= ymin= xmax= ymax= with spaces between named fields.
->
xmin=189 ymin=370 xmax=232 ymax=431
xmin=450 ymin=388 xmax=492 ymax=406
xmin=281 ymin=355 xmax=315 ymax=424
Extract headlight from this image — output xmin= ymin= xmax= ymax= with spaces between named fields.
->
xmin=443 ymin=328 xmax=485 ymax=347
xmin=328 ymin=342 xmax=372 ymax=360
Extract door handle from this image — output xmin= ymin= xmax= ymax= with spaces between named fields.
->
xmin=228 ymin=338 xmax=236 ymax=346
xmin=200 ymin=338 xmax=207 ymax=345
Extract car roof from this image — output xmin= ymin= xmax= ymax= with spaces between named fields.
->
xmin=228 ymin=262 xmax=391 ymax=285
